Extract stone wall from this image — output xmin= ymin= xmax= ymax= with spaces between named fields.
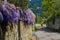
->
xmin=0 ymin=22 xmax=18 ymax=40
xmin=20 ymin=21 xmax=32 ymax=40
xmin=0 ymin=21 xmax=32 ymax=40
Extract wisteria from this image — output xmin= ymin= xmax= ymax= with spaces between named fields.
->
xmin=0 ymin=12 xmax=3 ymax=22
xmin=22 ymin=9 xmax=36 ymax=24
xmin=0 ymin=1 xmax=36 ymax=24
xmin=0 ymin=3 xmax=20 ymax=23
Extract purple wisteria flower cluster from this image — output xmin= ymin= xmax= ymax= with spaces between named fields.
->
xmin=0 ymin=3 xmax=36 ymax=24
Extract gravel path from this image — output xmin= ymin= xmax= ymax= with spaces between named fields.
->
xmin=33 ymin=28 xmax=60 ymax=40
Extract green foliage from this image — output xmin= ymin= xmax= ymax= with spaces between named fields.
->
xmin=7 ymin=0 xmax=29 ymax=9
xmin=36 ymin=15 xmax=42 ymax=23
xmin=42 ymin=0 xmax=54 ymax=18
xmin=42 ymin=0 xmax=60 ymax=22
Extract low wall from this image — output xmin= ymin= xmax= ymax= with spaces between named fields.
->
xmin=20 ymin=21 xmax=32 ymax=40
xmin=0 ymin=21 xmax=32 ymax=40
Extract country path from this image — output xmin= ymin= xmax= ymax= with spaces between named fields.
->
xmin=33 ymin=28 xmax=60 ymax=40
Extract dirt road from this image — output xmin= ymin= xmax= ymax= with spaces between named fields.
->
xmin=33 ymin=28 xmax=60 ymax=40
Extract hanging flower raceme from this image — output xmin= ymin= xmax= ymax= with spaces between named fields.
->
xmin=27 ymin=9 xmax=36 ymax=22
xmin=22 ymin=9 xmax=36 ymax=24
xmin=0 ymin=12 xmax=3 ymax=22
xmin=17 ymin=7 xmax=25 ymax=21
xmin=16 ymin=9 xmax=20 ymax=19
xmin=0 ymin=5 xmax=3 ymax=13
xmin=0 ymin=0 xmax=36 ymax=24
xmin=0 ymin=4 xmax=9 ymax=21
xmin=0 ymin=2 xmax=20 ymax=23
xmin=6 ymin=3 xmax=20 ymax=23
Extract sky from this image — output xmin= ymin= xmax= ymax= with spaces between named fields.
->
xmin=29 ymin=0 xmax=31 ymax=1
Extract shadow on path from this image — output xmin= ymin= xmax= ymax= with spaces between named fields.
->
xmin=36 ymin=27 xmax=60 ymax=33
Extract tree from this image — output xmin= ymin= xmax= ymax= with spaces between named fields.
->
xmin=7 ymin=0 xmax=29 ymax=9
xmin=42 ymin=0 xmax=60 ymax=22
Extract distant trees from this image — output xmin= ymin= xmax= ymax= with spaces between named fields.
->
xmin=42 ymin=0 xmax=60 ymax=22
